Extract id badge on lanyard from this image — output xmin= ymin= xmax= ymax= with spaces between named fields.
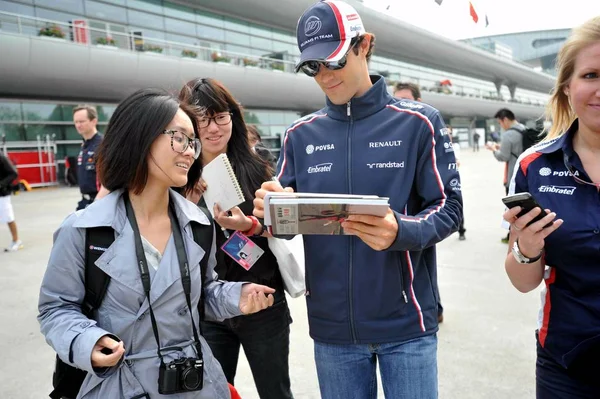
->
xmin=221 ymin=231 xmax=264 ymax=271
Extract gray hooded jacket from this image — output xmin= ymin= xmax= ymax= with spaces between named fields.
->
xmin=38 ymin=189 xmax=243 ymax=399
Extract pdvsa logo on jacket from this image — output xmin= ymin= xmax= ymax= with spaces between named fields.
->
xmin=539 ymin=167 xmax=579 ymax=177
xmin=306 ymin=144 xmax=335 ymax=154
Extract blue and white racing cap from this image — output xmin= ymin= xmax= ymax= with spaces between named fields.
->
xmin=295 ymin=0 xmax=366 ymax=72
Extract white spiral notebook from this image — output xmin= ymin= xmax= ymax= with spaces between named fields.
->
xmin=201 ymin=153 xmax=245 ymax=217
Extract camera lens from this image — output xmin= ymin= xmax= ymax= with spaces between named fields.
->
xmin=182 ymin=367 xmax=202 ymax=390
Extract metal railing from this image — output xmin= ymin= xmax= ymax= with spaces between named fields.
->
xmin=0 ymin=11 xmax=295 ymax=72
xmin=0 ymin=10 xmax=548 ymax=106
xmin=0 ymin=134 xmax=58 ymax=188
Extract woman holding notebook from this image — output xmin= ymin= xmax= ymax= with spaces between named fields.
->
xmin=179 ymin=78 xmax=294 ymax=399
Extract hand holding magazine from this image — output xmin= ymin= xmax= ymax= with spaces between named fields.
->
xmin=264 ymin=192 xmax=389 ymax=235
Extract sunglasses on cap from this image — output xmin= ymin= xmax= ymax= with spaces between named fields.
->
xmin=298 ymin=38 xmax=360 ymax=78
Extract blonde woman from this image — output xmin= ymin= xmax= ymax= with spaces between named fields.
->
xmin=502 ymin=17 xmax=600 ymax=397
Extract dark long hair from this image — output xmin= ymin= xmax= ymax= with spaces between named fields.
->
xmin=96 ymin=88 xmax=201 ymax=195
xmin=179 ymin=78 xmax=273 ymax=199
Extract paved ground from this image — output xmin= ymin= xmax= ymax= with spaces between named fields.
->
xmin=0 ymin=148 xmax=542 ymax=399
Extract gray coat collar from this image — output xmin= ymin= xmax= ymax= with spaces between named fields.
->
xmin=72 ymin=188 xmax=210 ymax=232
xmin=72 ymin=188 xmax=210 ymax=315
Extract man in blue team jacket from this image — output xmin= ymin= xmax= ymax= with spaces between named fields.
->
xmin=254 ymin=1 xmax=463 ymax=397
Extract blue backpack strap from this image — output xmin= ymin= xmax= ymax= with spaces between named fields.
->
xmin=190 ymin=206 xmax=214 ymax=322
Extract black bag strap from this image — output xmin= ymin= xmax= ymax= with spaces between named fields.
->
xmin=508 ymin=126 xmax=525 ymax=160
xmin=191 ymin=205 xmax=214 ymax=323
xmin=50 ymin=226 xmax=115 ymax=399
xmin=82 ymin=226 xmax=114 ymax=317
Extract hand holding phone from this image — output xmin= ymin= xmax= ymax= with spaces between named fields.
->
xmin=502 ymin=192 xmax=553 ymax=229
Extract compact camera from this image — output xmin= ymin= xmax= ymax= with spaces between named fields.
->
xmin=158 ymin=357 xmax=204 ymax=394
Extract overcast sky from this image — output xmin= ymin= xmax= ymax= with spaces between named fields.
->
xmin=364 ymin=0 xmax=599 ymax=40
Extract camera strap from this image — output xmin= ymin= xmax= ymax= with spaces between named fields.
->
xmin=124 ymin=194 xmax=203 ymax=366
xmin=167 ymin=199 xmax=204 ymax=360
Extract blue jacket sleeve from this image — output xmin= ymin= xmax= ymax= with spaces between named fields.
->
xmin=388 ymin=112 xmax=463 ymax=251
xmin=275 ymin=127 xmax=297 ymax=191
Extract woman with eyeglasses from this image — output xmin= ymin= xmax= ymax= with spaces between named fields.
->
xmin=38 ymin=88 xmax=275 ymax=399
xmin=502 ymin=16 xmax=600 ymax=398
xmin=179 ymin=78 xmax=294 ymax=399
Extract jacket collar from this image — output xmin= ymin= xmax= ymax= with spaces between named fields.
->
xmin=325 ymin=75 xmax=391 ymax=121
xmin=535 ymin=119 xmax=578 ymax=158
xmin=72 ymin=188 xmax=208 ymax=313
xmin=72 ymin=188 xmax=210 ymax=233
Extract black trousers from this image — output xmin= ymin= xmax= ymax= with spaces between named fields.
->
xmin=201 ymin=299 xmax=294 ymax=399
xmin=536 ymin=341 xmax=600 ymax=398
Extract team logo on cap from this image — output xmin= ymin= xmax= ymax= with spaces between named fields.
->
xmin=305 ymin=16 xmax=322 ymax=37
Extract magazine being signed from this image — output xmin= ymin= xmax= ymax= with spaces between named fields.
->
xmin=264 ymin=193 xmax=389 ymax=235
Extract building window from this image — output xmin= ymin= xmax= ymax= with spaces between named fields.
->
xmin=85 ymin=0 xmax=128 ymax=24
xmin=35 ymin=0 xmax=84 ymax=15
xmin=127 ymin=9 xmax=165 ymax=30
xmin=163 ymin=1 xmax=196 ymax=22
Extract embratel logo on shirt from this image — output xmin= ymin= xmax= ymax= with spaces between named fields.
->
xmin=538 ymin=185 xmax=576 ymax=195
xmin=308 ymin=163 xmax=333 ymax=173
xmin=443 ymin=142 xmax=454 ymax=153
xmin=306 ymin=144 xmax=335 ymax=154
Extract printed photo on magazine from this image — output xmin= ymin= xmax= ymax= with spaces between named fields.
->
xmin=269 ymin=197 xmax=389 ymax=235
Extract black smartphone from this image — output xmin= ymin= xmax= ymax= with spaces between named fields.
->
xmin=501 ymin=192 xmax=553 ymax=228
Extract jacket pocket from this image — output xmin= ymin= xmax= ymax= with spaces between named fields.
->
xmin=396 ymin=253 xmax=409 ymax=305
xmin=304 ymin=259 xmax=311 ymax=297
xmin=77 ymin=361 xmax=146 ymax=399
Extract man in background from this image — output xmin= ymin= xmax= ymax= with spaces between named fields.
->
xmin=472 ymin=131 xmax=480 ymax=151
xmin=394 ymin=81 xmax=422 ymax=101
xmin=0 ymin=152 xmax=23 ymax=252
xmin=73 ymin=105 xmax=103 ymax=210
xmin=485 ymin=108 xmax=525 ymax=243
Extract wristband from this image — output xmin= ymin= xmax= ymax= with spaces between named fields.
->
xmin=254 ymin=220 xmax=268 ymax=237
xmin=241 ymin=216 xmax=258 ymax=236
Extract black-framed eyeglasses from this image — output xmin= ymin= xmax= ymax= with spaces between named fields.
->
xmin=197 ymin=112 xmax=232 ymax=129
xmin=162 ymin=130 xmax=201 ymax=159
xmin=297 ymin=38 xmax=360 ymax=78
xmin=563 ymin=152 xmax=600 ymax=189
